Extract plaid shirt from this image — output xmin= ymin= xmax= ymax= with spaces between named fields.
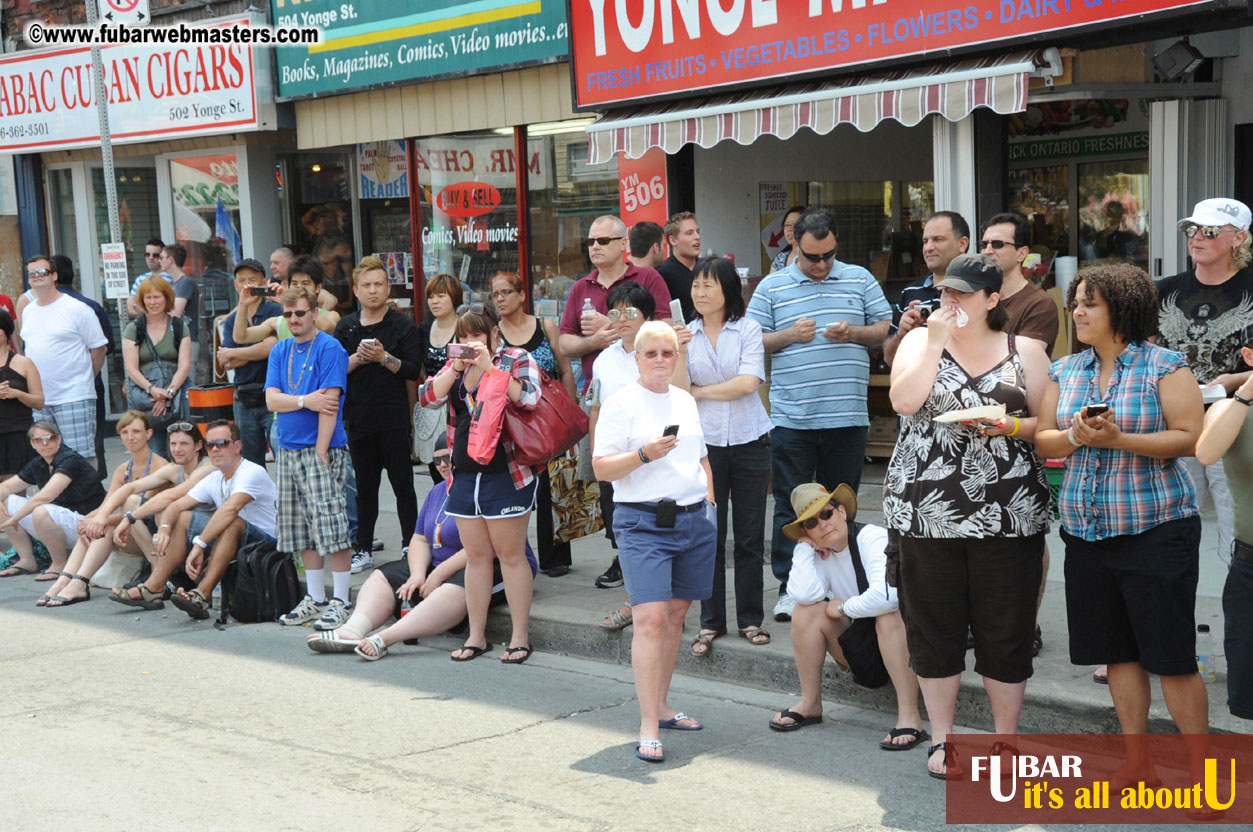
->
xmin=1049 ymin=341 xmax=1198 ymax=541
xmin=417 ymin=346 xmax=542 ymax=489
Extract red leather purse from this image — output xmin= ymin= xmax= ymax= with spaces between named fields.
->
xmin=466 ymin=369 xmax=512 ymax=464
xmin=503 ymin=371 xmax=589 ymax=467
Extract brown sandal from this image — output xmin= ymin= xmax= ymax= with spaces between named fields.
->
xmin=690 ymin=629 xmax=723 ymax=657
xmin=739 ymin=625 xmax=771 ymax=645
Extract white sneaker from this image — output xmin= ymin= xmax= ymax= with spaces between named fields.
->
xmin=350 ymin=550 xmax=373 ymax=574
xmin=279 ymin=594 xmax=327 ymax=626
xmin=312 ymin=598 xmax=353 ymax=631
xmin=773 ymin=592 xmax=796 ymax=622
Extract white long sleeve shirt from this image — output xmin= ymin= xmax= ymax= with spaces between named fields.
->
xmin=787 ymin=524 xmax=898 ymax=619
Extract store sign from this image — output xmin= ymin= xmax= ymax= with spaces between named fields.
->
xmin=272 ymin=0 xmax=569 ymax=100
xmin=101 ymin=242 xmax=130 ymax=299
xmin=1010 ymin=130 xmax=1150 ymax=161
xmin=618 ymin=148 xmax=668 ymax=228
xmin=171 ymin=153 xmax=240 ymax=208
xmin=359 ymin=140 xmax=410 ymax=199
xmin=0 ymin=14 xmax=273 ymax=153
xmin=416 ymin=137 xmax=551 ymax=190
xmin=437 ymin=181 xmax=502 ymax=218
xmin=569 ymin=0 xmax=1215 ymax=107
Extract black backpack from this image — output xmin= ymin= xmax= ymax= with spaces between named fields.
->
xmin=216 ymin=538 xmax=302 ymax=625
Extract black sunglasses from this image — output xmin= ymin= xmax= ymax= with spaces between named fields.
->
xmin=205 ymin=438 xmax=232 ymax=448
xmin=27 ymin=268 xmax=54 ymax=278
xmin=799 ymin=248 xmax=837 ymax=263
xmin=166 ymin=421 xmax=195 ymax=434
xmin=980 ymin=239 xmax=1013 ymax=250
xmin=586 ymin=236 xmax=623 ymax=247
xmin=282 ymin=309 xmax=310 ymax=318
xmin=801 ymin=506 xmax=836 ymax=530
xmin=1182 ymin=225 xmax=1229 ymax=239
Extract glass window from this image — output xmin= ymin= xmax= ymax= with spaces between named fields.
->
xmin=1009 ymin=165 xmax=1072 ymax=268
xmin=49 ymin=169 xmax=79 ymax=273
xmin=289 ymin=154 xmax=355 ymax=310
xmin=1077 ymin=159 xmax=1149 ymax=271
xmin=358 ymin=140 xmax=415 ymax=311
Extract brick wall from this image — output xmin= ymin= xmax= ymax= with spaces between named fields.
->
xmin=3 ymin=0 xmax=261 ymax=45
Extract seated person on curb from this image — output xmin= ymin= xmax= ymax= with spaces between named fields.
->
xmin=0 ymin=420 xmax=106 ymax=580
xmin=232 ymin=255 xmax=339 ymax=348
xmin=305 ymin=436 xmax=538 ymax=659
xmin=769 ymin=483 xmax=927 ymax=751
xmin=112 ymin=420 xmax=277 ymax=617
xmin=36 ymin=411 xmax=168 ymax=607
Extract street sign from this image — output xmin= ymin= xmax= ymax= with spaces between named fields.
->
xmin=101 ymin=243 xmax=130 ymax=299
xmin=98 ymin=0 xmax=149 ymax=27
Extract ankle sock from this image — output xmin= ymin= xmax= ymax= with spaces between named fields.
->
xmin=304 ymin=568 xmax=326 ymax=602
xmin=332 ymin=570 xmax=351 ymax=605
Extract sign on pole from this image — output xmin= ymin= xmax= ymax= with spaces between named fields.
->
xmin=98 ymin=0 xmax=150 ymax=27
xmin=101 ymin=243 xmax=130 ymax=299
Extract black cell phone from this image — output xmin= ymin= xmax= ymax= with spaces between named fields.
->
xmin=663 ymin=424 xmax=680 ymax=437
xmin=656 ymin=498 xmax=677 ymax=528
xmin=1085 ymin=403 xmax=1110 ymax=417
xmin=249 ymin=286 xmax=276 ymax=297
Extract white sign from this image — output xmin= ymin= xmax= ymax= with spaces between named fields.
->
xmin=358 ymin=140 xmax=409 ymax=199
xmin=0 ymin=14 xmax=274 ymax=154
xmin=101 ymin=242 xmax=130 ymax=299
xmin=98 ymin=0 xmax=150 ymax=27
xmin=416 ymin=137 xmax=551 ymax=191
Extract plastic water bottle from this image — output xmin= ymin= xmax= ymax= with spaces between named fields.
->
xmin=400 ymin=599 xmax=412 ymax=617
xmin=1196 ymin=624 xmax=1218 ymax=683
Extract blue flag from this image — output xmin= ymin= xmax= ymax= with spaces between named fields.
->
xmin=215 ymin=198 xmax=242 ymax=263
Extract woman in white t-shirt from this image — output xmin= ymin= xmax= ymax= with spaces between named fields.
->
xmin=593 ymin=321 xmax=715 ymax=764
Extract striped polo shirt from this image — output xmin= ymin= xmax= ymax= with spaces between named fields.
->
xmin=746 ymin=261 xmax=892 ymax=430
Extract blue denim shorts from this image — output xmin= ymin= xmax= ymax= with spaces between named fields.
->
xmin=613 ymin=501 xmax=716 ymax=605
xmin=187 ymin=509 xmax=276 ymax=555
xmin=445 ymin=471 xmax=538 ymax=520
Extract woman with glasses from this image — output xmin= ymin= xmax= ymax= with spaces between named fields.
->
xmin=886 ymin=253 xmax=1052 ymax=780
xmin=0 ymin=310 xmax=43 ymax=481
xmin=34 ymin=411 xmax=167 ymax=607
xmin=417 ymin=303 xmax=542 ymax=664
xmin=306 ymin=434 xmax=539 ymax=659
xmin=593 ymin=321 xmax=716 ymax=763
xmin=687 ymin=256 xmax=773 ymax=656
xmin=415 ymin=273 xmax=463 ymax=481
xmin=492 ymin=271 xmax=577 ymax=577
xmin=123 ymin=275 xmax=192 ymax=457
xmin=0 ymin=420 xmax=106 ymax=580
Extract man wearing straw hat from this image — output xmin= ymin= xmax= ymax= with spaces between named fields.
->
xmin=767 ymin=483 xmax=926 ymax=752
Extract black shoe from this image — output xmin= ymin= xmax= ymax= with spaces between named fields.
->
xmin=545 ymin=565 xmax=570 ymax=578
xmin=1031 ymin=625 xmax=1043 ymax=658
xmin=595 ymin=559 xmax=623 ymax=588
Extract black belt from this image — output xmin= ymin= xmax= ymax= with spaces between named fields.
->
xmin=620 ymin=501 xmax=705 ymax=514
xmin=1235 ymin=539 xmax=1253 ymax=564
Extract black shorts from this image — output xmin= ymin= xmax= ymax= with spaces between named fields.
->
xmin=1223 ymin=543 xmax=1253 ymax=719
xmin=1062 ymin=516 xmax=1201 ymax=676
xmin=376 ymin=557 xmax=506 ymax=630
xmin=898 ymin=534 xmax=1044 ymax=683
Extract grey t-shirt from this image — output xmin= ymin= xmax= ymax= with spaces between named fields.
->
xmin=172 ymin=275 xmax=200 ymax=341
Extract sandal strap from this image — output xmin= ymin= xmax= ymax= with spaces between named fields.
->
xmin=70 ymin=574 xmax=90 ymax=584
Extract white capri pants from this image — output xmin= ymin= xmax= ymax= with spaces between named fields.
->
xmin=5 ymin=494 xmax=83 ymax=550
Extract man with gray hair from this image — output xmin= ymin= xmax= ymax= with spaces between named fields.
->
xmin=558 ymin=214 xmax=674 ymax=385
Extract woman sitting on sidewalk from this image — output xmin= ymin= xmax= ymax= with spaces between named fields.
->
xmin=306 ymin=437 xmax=536 ymax=660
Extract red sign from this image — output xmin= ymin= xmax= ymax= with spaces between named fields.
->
xmin=569 ymin=0 xmax=1213 ymax=108
xmin=618 ymin=148 xmax=668 ymax=229
xmin=435 ymin=181 xmax=502 ymax=219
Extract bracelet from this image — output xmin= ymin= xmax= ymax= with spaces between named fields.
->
xmin=637 ymin=447 xmax=651 ymax=464
xmin=838 ymin=602 xmax=855 ymax=622
xmin=1234 ymin=392 xmax=1253 ymax=407
xmin=1066 ymin=427 xmax=1081 ymax=447
xmin=1005 ymin=416 xmax=1021 ymax=437
xmin=123 ymin=511 xmax=136 ymax=525
xmin=192 ymin=535 xmax=209 ymax=549
xmin=158 ymin=523 xmax=172 ymax=530
xmin=297 ymin=394 xmax=305 ymax=410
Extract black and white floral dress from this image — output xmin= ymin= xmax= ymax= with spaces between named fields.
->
xmin=883 ymin=335 xmax=1050 ymax=539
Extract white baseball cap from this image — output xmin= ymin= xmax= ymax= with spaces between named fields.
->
xmin=1177 ymin=198 xmax=1252 ymax=232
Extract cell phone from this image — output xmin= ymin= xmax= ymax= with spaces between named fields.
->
xmin=669 ymin=298 xmax=685 ymax=325
xmin=447 ymin=343 xmax=477 ymax=360
xmin=663 ymin=424 xmax=680 ymax=437
xmin=1084 ymin=403 xmax=1110 ymax=417
xmin=656 ymin=498 xmax=677 ymax=529
xmin=249 ymin=286 xmax=276 ymax=297
xmin=360 ymin=338 xmax=378 ymax=347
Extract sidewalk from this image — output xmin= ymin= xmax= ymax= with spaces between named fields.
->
xmin=106 ymin=438 xmax=1242 ymax=734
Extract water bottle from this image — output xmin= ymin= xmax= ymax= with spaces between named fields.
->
xmin=1196 ymin=624 xmax=1218 ymax=683
xmin=400 ymin=598 xmax=418 ymax=645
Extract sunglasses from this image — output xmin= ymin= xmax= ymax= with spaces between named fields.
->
xmin=166 ymin=421 xmax=195 ymax=434
xmin=433 ymin=454 xmax=452 ymax=465
xmin=801 ymin=506 xmax=836 ymax=530
xmin=205 ymin=438 xmax=232 ymax=448
xmin=586 ymin=236 xmax=623 ymax=247
xmin=145 ymin=251 xmax=162 ymax=258
xmin=607 ymin=307 xmax=642 ymax=321
xmin=30 ymin=434 xmax=58 ymax=445
xmin=1182 ymin=225 xmax=1231 ymax=239
xmin=641 ymin=349 xmax=677 ymax=360
xmin=799 ymin=247 xmax=837 ymax=263
xmin=27 ymin=268 xmax=53 ymax=278
xmin=980 ymin=239 xmax=1013 ymax=250
xmin=282 ymin=309 xmax=311 ymax=318
xmin=456 ymin=303 xmax=487 ymax=315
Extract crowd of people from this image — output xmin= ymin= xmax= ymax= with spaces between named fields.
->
xmin=4 ymin=195 xmax=1252 ymax=775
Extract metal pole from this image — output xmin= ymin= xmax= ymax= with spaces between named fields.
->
xmin=85 ymin=2 xmax=128 ymax=326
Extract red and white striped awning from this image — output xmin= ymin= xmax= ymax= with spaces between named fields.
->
xmin=587 ymin=51 xmax=1055 ymax=164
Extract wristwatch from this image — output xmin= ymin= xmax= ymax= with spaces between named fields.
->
xmin=297 ymin=394 xmax=305 ymax=409
xmin=1235 ymin=391 xmax=1253 ymax=407
xmin=192 ymin=535 xmax=209 ymax=550
xmin=123 ymin=511 xmax=136 ymax=525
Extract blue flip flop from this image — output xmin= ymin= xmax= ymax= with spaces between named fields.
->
xmin=659 ymin=712 xmax=702 ymax=731
xmin=635 ymin=740 xmax=664 ymax=763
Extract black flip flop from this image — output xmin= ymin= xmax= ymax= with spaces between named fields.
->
xmin=0 ymin=565 xmax=36 ymax=578
xmin=45 ymin=593 xmax=89 ymax=608
xmin=450 ymin=642 xmax=492 ymax=662
xmin=501 ymin=645 xmax=533 ymax=664
xmin=769 ymin=708 xmax=823 ymax=732
xmin=927 ymin=742 xmax=964 ymax=781
xmin=879 ymin=727 xmax=930 ymax=751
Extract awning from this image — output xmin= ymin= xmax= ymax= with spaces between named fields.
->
xmin=587 ymin=50 xmax=1060 ymax=164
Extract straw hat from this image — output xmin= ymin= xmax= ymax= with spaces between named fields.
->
xmin=782 ymin=483 xmax=857 ymax=542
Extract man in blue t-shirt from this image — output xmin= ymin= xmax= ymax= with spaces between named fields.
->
xmin=265 ymin=286 xmax=354 ymax=631
xmin=217 ymin=259 xmax=280 ymax=466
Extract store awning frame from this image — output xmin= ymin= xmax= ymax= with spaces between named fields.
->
xmin=587 ymin=49 xmax=1061 ymax=164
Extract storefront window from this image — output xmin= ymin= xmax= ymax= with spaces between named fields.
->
xmin=49 ymin=169 xmax=79 ymax=272
xmin=358 ymin=140 xmax=415 ymax=312
xmin=289 ymin=154 xmax=355 ymax=309
xmin=1077 ymin=160 xmax=1149 ymax=271
xmin=1009 ymin=165 xmax=1072 ymax=269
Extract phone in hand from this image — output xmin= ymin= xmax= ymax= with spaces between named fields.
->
xmin=447 ymin=343 xmax=477 ymax=360
xmin=360 ymin=338 xmax=378 ymax=347
xmin=249 ymin=286 xmax=276 ymax=297
xmin=1084 ymin=403 xmax=1110 ymax=417
xmin=669 ymin=298 xmax=685 ymax=325
xmin=663 ymin=424 xmax=680 ymax=437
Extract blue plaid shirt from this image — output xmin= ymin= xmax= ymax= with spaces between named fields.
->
xmin=1049 ymin=341 xmax=1197 ymax=541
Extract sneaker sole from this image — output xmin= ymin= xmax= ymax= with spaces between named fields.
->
xmin=312 ymin=617 xmax=350 ymax=631
xmin=595 ymin=578 xmax=624 ymax=588
xmin=279 ymin=610 xmax=324 ymax=626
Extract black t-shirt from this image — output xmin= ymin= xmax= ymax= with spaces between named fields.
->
xmin=18 ymin=446 xmax=107 ymax=515
xmin=658 ymin=255 xmax=696 ymax=322
xmin=449 ymin=376 xmax=508 ymax=475
xmin=334 ymin=309 xmax=423 ymax=437
xmin=890 ymin=277 xmax=940 ymax=333
xmin=1156 ymin=267 xmax=1253 ymax=384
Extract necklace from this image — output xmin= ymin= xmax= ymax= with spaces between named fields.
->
xmin=287 ymin=333 xmax=317 ymax=389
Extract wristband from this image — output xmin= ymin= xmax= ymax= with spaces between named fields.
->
xmin=297 ymin=394 xmax=305 ymax=409
xmin=637 ymin=447 xmax=651 ymax=464
xmin=1066 ymin=427 xmax=1081 ymax=447
xmin=1005 ymin=416 xmax=1021 ymax=437
xmin=123 ymin=511 xmax=136 ymax=525
xmin=158 ymin=523 xmax=172 ymax=530
xmin=1235 ymin=391 xmax=1253 ymax=407
xmin=192 ymin=535 xmax=209 ymax=550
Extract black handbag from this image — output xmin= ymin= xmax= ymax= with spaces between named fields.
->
xmin=837 ymin=522 xmax=891 ymax=689
xmin=126 ymin=315 xmax=189 ymax=427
